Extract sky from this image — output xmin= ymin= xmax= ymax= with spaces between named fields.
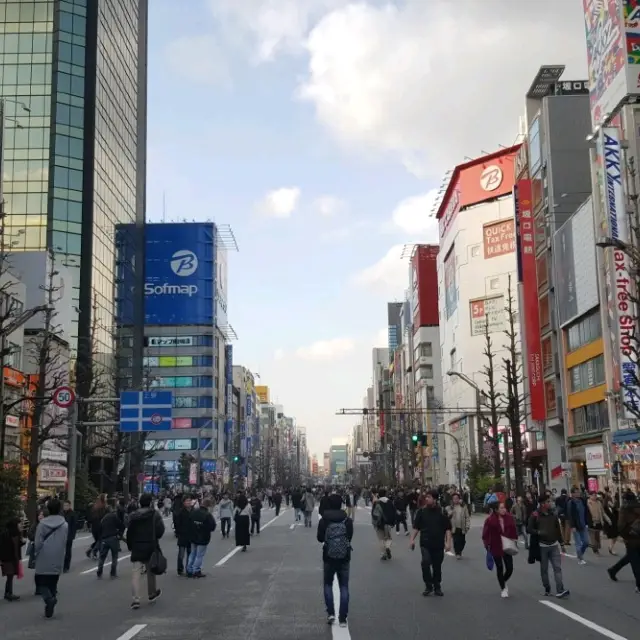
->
xmin=146 ymin=0 xmax=588 ymax=457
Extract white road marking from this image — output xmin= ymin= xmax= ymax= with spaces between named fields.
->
xmin=215 ymin=509 xmax=288 ymax=567
xmin=80 ymin=554 xmax=131 ymax=574
xmin=540 ymin=601 xmax=628 ymax=640
xmin=562 ymin=551 xmax=577 ymax=559
xmin=116 ymin=624 xmax=147 ymax=640
xmin=331 ymin=575 xmax=350 ymax=639
xmin=289 ymin=523 xmax=296 ymax=530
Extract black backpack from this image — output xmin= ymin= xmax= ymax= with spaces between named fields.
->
xmin=325 ymin=520 xmax=350 ymax=560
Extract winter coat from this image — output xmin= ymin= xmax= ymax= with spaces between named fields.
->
xmin=316 ymin=509 xmax=353 ymax=564
xmin=218 ymin=498 xmax=234 ymax=519
xmin=482 ymin=512 xmax=517 ymax=558
xmin=234 ymin=506 xmax=251 ymax=547
xmin=100 ymin=511 xmax=125 ymax=540
xmin=0 ymin=529 xmax=23 ymax=577
xmin=90 ymin=504 xmax=106 ymax=538
xmin=303 ymin=492 xmax=315 ymax=512
xmin=174 ymin=507 xmax=192 ymax=547
xmin=188 ymin=507 xmax=216 ymax=546
xmin=618 ymin=500 xmax=640 ymax=550
xmin=34 ymin=515 xmax=68 ymax=575
xmin=63 ymin=509 xmax=78 ymax=542
xmin=125 ymin=507 xmax=165 ymax=563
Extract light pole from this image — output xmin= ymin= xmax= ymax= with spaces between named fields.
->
xmin=446 ymin=371 xmax=485 ymax=458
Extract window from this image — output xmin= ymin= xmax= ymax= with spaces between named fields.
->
xmin=539 ymin=294 xmax=550 ymax=329
xmin=471 ymin=245 xmax=480 ymax=257
xmin=426 ymin=386 xmax=436 ymax=403
xmin=529 ymin=117 xmax=542 ymax=175
xmin=417 ymin=365 xmax=433 ymax=380
xmin=545 ymin=380 xmax=557 ymax=412
xmin=572 ymin=401 xmax=608 ymax=435
xmin=489 ymin=277 xmax=500 ymax=290
xmin=569 ymin=355 xmax=606 ymax=393
xmin=566 ymin=311 xmax=602 ymax=352
xmin=414 ymin=343 xmax=433 ymax=361
xmin=536 ymin=254 xmax=548 ymax=287
xmin=542 ymin=338 xmax=553 ymax=374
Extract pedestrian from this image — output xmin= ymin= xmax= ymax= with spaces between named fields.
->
xmin=0 ymin=517 xmax=24 ymax=602
xmin=291 ymin=487 xmax=303 ymax=522
xmin=446 ymin=492 xmax=470 ymax=558
xmin=86 ymin=494 xmax=106 ymax=560
xmin=587 ymin=492 xmax=605 ymax=554
xmin=511 ymin=496 xmax=527 ymax=547
xmin=97 ymin=502 xmax=125 ymax=579
xmin=318 ymin=488 xmax=330 ymax=518
xmin=303 ymin=488 xmax=315 ymax=528
xmin=218 ymin=492 xmax=234 ymax=539
xmin=62 ymin=500 xmax=77 ymax=573
xmin=125 ymin=493 xmax=164 ymax=610
xmin=33 ymin=498 xmax=68 ymax=618
xmin=317 ymin=493 xmax=353 ymax=628
xmin=371 ymin=489 xmax=396 ymax=560
xmin=567 ymin=486 xmax=590 ymax=565
xmin=250 ymin=493 xmax=262 ymax=535
xmin=554 ymin=489 xmax=571 ymax=545
xmin=482 ymin=502 xmax=517 ymax=598
xmin=612 ymin=490 xmax=640 ymax=593
xmin=273 ymin=490 xmax=283 ymax=516
xmin=186 ymin=498 xmax=216 ymax=578
xmin=409 ymin=489 xmax=452 ymax=596
xmin=527 ymin=496 xmax=569 ymax=598
xmin=174 ymin=496 xmax=192 ymax=575
xmin=394 ymin=490 xmax=409 ymax=536
xmin=234 ymin=495 xmax=251 ymax=552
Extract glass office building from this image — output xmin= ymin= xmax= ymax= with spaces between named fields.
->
xmin=0 ymin=0 xmax=148 ymax=360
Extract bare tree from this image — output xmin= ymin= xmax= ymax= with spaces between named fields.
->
xmin=480 ymin=317 xmax=503 ymax=480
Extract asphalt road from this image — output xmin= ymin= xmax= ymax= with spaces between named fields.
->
xmin=1 ymin=505 xmax=638 ymax=640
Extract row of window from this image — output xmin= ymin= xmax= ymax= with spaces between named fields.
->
xmin=150 ymin=376 xmax=214 ymax=389
xmin=119 ymin=355 xmax=215 ymax=369
xmin=566 ymin=311 xmax=601 ymax=353
xmin=572 ymin=401 xmax=608 ymax=435
xmin=569 ymin=355 xmax=605 ymax=394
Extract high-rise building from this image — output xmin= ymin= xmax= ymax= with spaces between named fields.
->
xmin=387 ymin=302 xmax=402 ymax=354
xmin=0 ymin=1 xmax=148 ymax=360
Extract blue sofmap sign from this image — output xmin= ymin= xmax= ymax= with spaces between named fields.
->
xmin=116 ymin=222 xmax=216 ymax=326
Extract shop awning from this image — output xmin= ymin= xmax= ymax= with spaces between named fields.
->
xmin=612 ymin=429 xmax=640 ymax=444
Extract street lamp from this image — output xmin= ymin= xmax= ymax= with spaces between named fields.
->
xmin=446 ymin=370 xmax=485 ymax=457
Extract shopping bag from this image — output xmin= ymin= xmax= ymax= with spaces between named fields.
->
xmin=485 ymin=549 xmax=494 ymax=570
xmin=17 ymin=560 xmax=24 ymax=580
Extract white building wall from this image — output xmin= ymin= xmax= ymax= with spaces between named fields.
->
xmin=438 ymin=196 xmax=521 ymax=486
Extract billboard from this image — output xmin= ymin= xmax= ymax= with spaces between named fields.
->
xmin=583 ymin=0 xmax=636 ymax=126
xmin=483 ymin=219 xmax=515 ymax=259
xmin=224 ymin=344 xmax=233 ymax=435
xmin=599 ymin=127 xmax=639 ymax=417
xmin=517 ymin=180 xmax=546 ymax=421
xmin=436 ymin=146 xmax=520 ymax=240
xmin=444 ymin=248 xmax=457 ymax=319
xmin=215 ymin=241 xmax=228 ymax=330
xmin=256 ymin=385 xmax=270 ymax=403
xmin=116 ymin=222 xmax=216 ymax=326
xmin=470 ymin=295 xmax=504 ymax=336
xmin=412 ymin=244 xmax=439 ymax=328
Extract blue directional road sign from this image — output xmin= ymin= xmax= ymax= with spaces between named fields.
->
xmin=120 ymin=390 xmax=173 ymax=432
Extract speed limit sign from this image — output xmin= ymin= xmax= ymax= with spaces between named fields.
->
xmin=52 ymin=386 xmax=75 ymax=408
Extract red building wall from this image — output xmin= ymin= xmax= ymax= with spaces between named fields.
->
xmin=412 ymin=244 xmax=439 ymax=327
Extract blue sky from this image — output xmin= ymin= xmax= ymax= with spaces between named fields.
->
xmin=144 ymin=0 xmax=587 ymax=456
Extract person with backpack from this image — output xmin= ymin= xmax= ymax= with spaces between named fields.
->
xmin=316 ymin=493 xmax=353 ymax=628
xmin=371 ymin=489 xmax=396 ymax=560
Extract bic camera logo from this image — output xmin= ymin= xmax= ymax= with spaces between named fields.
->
xmin=144 ymin=249 xmax=200 ymax=297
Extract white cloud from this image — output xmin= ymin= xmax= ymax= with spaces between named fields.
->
xmin=256 ymin=187 xmax=301 ymax=218
xmin=390 ymin=190 xmax=440 ymax=237
xmin=166 ymin=34 xmax=230 ymax=85
xmin=351 ymin=243 xmax=414 ymax=293
xmin=312 ymin=195 xmax=347 ymax=217
xmin=375 ymin=328 xmax=388 ymax=347
xmin=296 ymin=337 xmax=355 ymax=361
xmin=298 ymin=0 xmax=587 ymax=176
xmin=274 ymin=348 xmax=285 ymax=361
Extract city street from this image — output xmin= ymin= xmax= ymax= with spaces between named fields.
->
xmin=0 ymin=507 xmax=638 ymax=640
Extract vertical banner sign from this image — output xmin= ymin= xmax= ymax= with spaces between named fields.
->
xmin=224 ymin=345 xmax=233 ymax=435
xmin=600 ymin=128 xmax=639 ymax=417
xmin=517 ymin=180 xmax=546 ymax=421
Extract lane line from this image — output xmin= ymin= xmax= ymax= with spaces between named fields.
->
xmin=331 ymin=576 xmax=350 ymax=638
xmin=539 ymin=601 xmax=628 ymax=640
xmin=116 ymin=624 xmax=147 ymax=640
xmin=214 ymin=509 xmax=289 ymax=567
xmin=80 ymin=554 xmax=131 ymax=574
xmin=289 ymin=524 xmax=296 ymax=530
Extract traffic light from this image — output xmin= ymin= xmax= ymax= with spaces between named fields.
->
xmin=411 ymin=433 xmax=428 ymax=446
xmin=411 ymin=434 xmax=419 ymax=443
xmin=232 ymin=455 xmax=240 ymax=463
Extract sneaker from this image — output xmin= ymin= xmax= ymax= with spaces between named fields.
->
xmin=501 ymin=588 xmax=509 ymax=598
xmin=339 ymin=619 xmax=348 ymax=628
xmin=386 ymin=548 xmax=392 ymax=559
xmin=607 ymin=568 xmax=618 ymax=582
xmin=327 ymin=615 xmax=335 ymax=625
xmin=149 ymin=589 xmax=162 ymax=603
xmin=3 ymin=594 xmax=20 ymax=602
xmin=130 ymin=601 xmax=140 ymax=610
xmin=194 ymin=572 xmax=206 ymax=578
xmin=578 ymin=559 xmax=587 ymax=566
xmin=544 ymin=589 xmax=551 ymax=596
xmin=44 ymin=597 xmax=56 ymax=619
xmin=433 ymin=587 xmax=444 ymax=597
xmin=422 ymin=587 xmax=433 ymax=597
xmin=556 ymin=590 xmax=570 ymax=598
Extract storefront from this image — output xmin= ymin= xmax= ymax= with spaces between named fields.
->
xmin=612 ymin=429 xmax=640 ymax=491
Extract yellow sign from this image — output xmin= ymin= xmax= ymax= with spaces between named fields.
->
xmin=256 ymin=385 xmax=270 ymax=403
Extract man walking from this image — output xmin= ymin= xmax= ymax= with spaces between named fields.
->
xmin=303 ymin=488 xmax=316 ymax=528
xmin=34 ymin=498 xmax=68 ymax=618
xmin=174 ymin=495 xmax=192 ymax=575
xmin=409 ymin=490 xmax=451 ymax=596
xmin=372 ymin=489 xmax=396 ymax=560
xmin=126 ymin=493 xmax=164 ymax=610
xmin=97 ymin=502 xmax=125 ymax=579
xmin=567 ymin=486 xmax=590 ymax=565
xmin=446 ymin=492 xmax=470 ymax=558
xmin=62 ymin=499 xmax=77 ymax=573
xmin=186 ymin=499 xmax=216 ymax=578
xmin=317 ymin=493 xmax=353 ymax=628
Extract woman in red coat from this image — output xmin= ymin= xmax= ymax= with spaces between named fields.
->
xmin=482 ymin=502 xmax=518 ymax=598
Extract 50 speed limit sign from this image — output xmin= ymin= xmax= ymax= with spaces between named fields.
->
xmin=52 ymin=386 xmax=75 ymax=408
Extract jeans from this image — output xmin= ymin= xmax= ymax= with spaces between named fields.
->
xmin=4 ymin=575 xmax=14 ymax=596
xmin=573 ymin=528 xmax=590 ymax=559
xmin=304 ymin=511 xmax=313 ymax=527
xmin=420 ymin=546 xmax=444 ymax=589
xmin=516 ymin=523 xmax=528 ymax=547
xmin=64 ymin=540 xmax=73 ymax=572
xmin=186 ymin=544 xmax=208 ymax=575
xmin=294 ymin=508 xmax=302 ymax=522
xmin=494 ymin=555 xmax=513 ymax=590
xmin=627 ymin=546 xmax=640 ymax=589
xmin=452 ymin=529 xmax=466 ymax=556
xmin=323 ymin=561 xmax=349 ymax=620
xmin=177 ymin=545 xmax=190 ymax=573
xmin=131 ymin=561 xmax=156 ymax=602
xmin=251 ymin=516 xmax=261 ymax=534
xmin=97 ymin=537 xmax=119 ymax=577
xmin=221 ymin=517 xmax=231 ymax=537
xmin=540 ymin=544 xmax=564 ymax=592
xmin=275 ymin=503 xmax=281 ymax=516
xmin=395 ymin=514 xmax=408 ymax=533
xmin=34 ymin=574 xmax=59 ymax=604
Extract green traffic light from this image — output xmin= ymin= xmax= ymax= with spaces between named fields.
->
xmin=411 ymin=434 xmax=419 ymax=442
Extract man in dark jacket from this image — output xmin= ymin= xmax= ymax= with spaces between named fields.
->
xmin=186 ymin=499 xmax=216 ymax=578
xmin=62 ymin=500 xmax=77 ymax=573
xmin=610 ymin=491 xmax=640 ymax=591
xmin=174 ymin=496 xmax=192 ymax=575
xmin=318 ymin=489 xmax=332 ymax=518
xmin=125 ymin=494 xmax=164 ymax=609
xmin=291 ymin=488 xmax=303 ymax=522
xmin=97 ymin=503 xmax=125 ymax=578
xmin=317 ymin=493 xmax=353 ymax=627
xmin=566 ymin=486 xmax=590 ymax=564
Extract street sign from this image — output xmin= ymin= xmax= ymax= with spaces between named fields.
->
xmin=52 ymin=386 xmax=75 ymax=408
xmin=119 ymin=390 xmax=173 ymax=432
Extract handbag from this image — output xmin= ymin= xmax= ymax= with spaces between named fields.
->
xmin=17 ymin=560 xmax=24 ymax=580
xmin=148 ymin=512 xmax=167 ymax=576
xmin=485 ymin=548 xmax=495 ymax=570
xmin=501 ymin=535 xmax=519 ymax=556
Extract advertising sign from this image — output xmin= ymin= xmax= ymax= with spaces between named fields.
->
xmin=444 ymin=248 xmax=457 ymax=319
xmin=256 ymin=385 xmax=270 ymax=403
xmin=586 ymin=444 xmax=607 ymax=474
xmin=116 ymin=222 xmax=216 ymax=326
xmin=146 ymin=337 xmax=194 ymax=347
xmin=517 ymin=180 xmax=546 ymax=421
xmin=599 ymin=127 xmax=639 ymax=416
xmin=554 ymin=215 xmax=578 ymax=326
xmin=483 ymin=219 xmax=516 ymax=259
xmin=215 ymin=242 xmax=228 ymax=330
xmin=224 ymin=344 xmax=233 ymax=435
xmin=470 ymin=295 xmax=505 ymax=336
